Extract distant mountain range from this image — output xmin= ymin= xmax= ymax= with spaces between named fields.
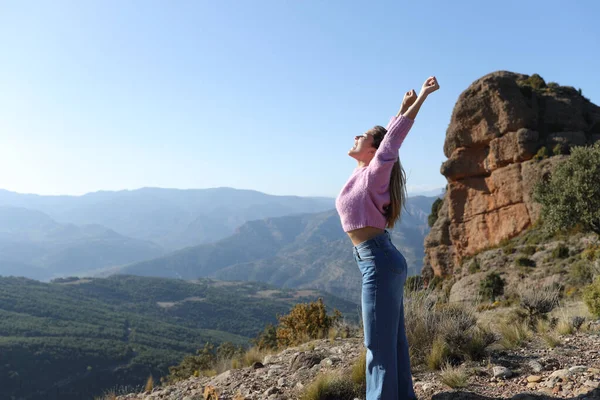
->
xmin=110 ymin=196 xmax=436 ymax=304
xmin=0 ymin=206 xmax=163 ymax=281
xmin=0 ymin=188 xmax=335 ymax=250
xmin=0 ymin=188 xmax=436 ymax=299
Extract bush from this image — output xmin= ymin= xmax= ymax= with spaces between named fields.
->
xmin=300 ymin=373 xmax=359 ymax=400
xmin=572 ymin=316 xmax=586 ymax=331
xmin=404 ymin=293 xmax=495 ymax=369
xmin=439 ymin=363 xmax=469 ymax=389
xmin=552 ymin=243 xmax=570 ymax=259
xmin=276 ymin=298 xmax=342 ymax=348
xmin=166 ymin=342 xmax=217 ymax=383
xmin=583 ymin=277 xmax=600 ymax=317
xmin=520 ymin=73 xmax=547 ymax=90
xmin=570 ymin=260 xmax=594 ymax=285
xmin=533 ymin=143 xmax=600 ymax=235
xmin=428 ymin=198 xmax=444 ymax=227
xmin=533 ymin=146 xmax=549 ymax=161
xmin=520 ymin=285 xmax=560 ymax=324
xmin=515 ymin=256 xmax=536 ymax=268
xmin=253 ymin=323 xmax=277 ymax=350
xmin=479 ymin=272 xmax=505 ymax=302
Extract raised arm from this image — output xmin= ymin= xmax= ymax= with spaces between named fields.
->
xmin=396 ymin=89 xmax=418 ymax=117
xmin=369 ymin=77 xmax=440 ymax=184
xmin=402 ymin=76 xmax=439 ymax=120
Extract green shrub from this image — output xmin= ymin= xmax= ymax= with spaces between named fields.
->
xmin=276 ymin=298 xmax=342 ymax=348
xmin=166 ymin=342 xmax=217 ymax=383
xmin=533 ymin=143 xmax=600 ymax=235
xmin=515 ymin=256 xmax=536 ymax=268
xmin=570 ymin=260 xmax=594 ymax=285
xmin=479 ymin=272 xmax=505 ymax=302
xmin=519 ymin=73 xmax=547 ymax=90
xmin=428 ymin=198 xmax=444 ymax=227
xmin=551 ymin=243 xmax=570 ymax=259
xmin=253 ymin=323 xmax=278 ymax=350
xmin=583 ymin=277 xmax=600 ymax=317
xmin=533 ymin=146 xmax=549 ymax=161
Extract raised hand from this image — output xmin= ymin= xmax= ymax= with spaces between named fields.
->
xmin=402 ymin=89 xmax=418 ymax=108
xmin=398 ymin=89 xmax=418 ymax=116
xmin=401 ymin=76 xmax=440 ymax=120
xmin=420 ymin=76 xmax=440 ymax=97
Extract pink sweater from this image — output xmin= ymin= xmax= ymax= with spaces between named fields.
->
xmin=335 ymin=115 xmax=414 ymax=232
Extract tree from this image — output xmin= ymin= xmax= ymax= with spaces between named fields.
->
xmin=479 ymin=272 xmax=505 ymax=302
xmin=533 ymin=143 xmax=600 ymax=235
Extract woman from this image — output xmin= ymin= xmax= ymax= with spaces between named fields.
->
xmin=335 ymin=76 xmax=439 ymax=400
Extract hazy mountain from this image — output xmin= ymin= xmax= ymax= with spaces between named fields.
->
xmin=0 ymin=188 xmax=335 ymax=250
xmin=114 ymin=196 xmax=437 ymax=304
xmin=0 ymin=206 xmax=163 ymax=280
xmin=408 ymin=187 xmax=446 ymax=197
xmin=0 ymin=274 xmax=357 ymax=400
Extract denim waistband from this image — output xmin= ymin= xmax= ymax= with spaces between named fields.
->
xmin=353 ymin=230 xmax=392 ymax=251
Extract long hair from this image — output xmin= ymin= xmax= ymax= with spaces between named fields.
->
xmin=370 ymin=125 xmax=407 ymax=229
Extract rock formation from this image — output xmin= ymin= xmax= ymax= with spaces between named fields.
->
xmin=423 ymin=71 xmax=600 ymax=279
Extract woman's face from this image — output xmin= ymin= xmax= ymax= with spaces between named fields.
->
xmin=348 ymin=131 xmax=375 ymax=161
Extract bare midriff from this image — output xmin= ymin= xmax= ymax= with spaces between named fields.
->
xmin=347 ymin=226 xmax=386 ymax=246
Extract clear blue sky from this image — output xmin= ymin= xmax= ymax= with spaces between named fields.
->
xmin=1 ymin=0 xmax=598 ymax=198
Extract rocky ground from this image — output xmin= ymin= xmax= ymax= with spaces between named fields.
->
xmin=115 ymin=321 xmax=600 ymax=400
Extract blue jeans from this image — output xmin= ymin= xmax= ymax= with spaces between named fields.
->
xmin=353 ymin=231 xmax=416 ymax=400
